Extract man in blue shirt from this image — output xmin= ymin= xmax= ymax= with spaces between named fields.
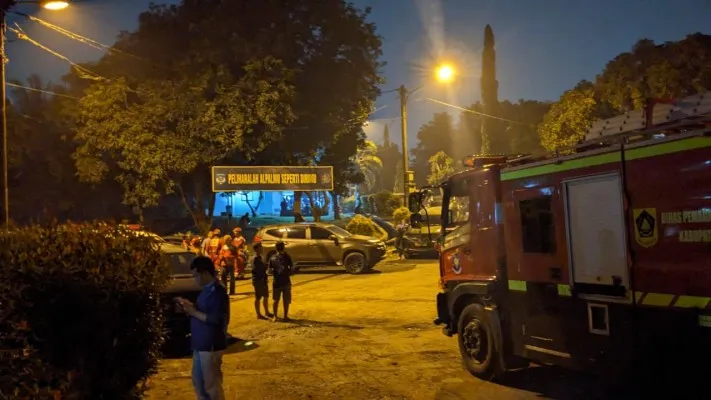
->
xmin=175 ymin=256 xmax=229 ymax=400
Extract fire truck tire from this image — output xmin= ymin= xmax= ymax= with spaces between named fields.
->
xmin=457 ymin=303 xmax=501 ymax=381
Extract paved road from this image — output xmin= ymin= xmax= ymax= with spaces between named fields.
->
xmin=147 ymin=259 xmax=606 ymax=400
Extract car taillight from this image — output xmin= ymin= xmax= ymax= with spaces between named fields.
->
xmin=253 ymin=235 xmax=262 ymax=243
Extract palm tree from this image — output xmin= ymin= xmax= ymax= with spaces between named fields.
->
xmin=355 ymin=140 xmax=382 ymax=192
xmin=353 ymin=140 xmax=382 ymax=208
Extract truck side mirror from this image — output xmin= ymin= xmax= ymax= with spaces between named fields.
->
xmin=408 ymin=192 xmax=424 ymax=213
xmin=409 ymin=213 xmax=423 ymax=229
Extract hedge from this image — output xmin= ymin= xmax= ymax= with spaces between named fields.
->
xmin=392 ymin=207 xmax=411 ymax=225
xmin=0 ymin=224 xmax=170 ymax=399
xmin=345 ymin=214 xmax=379 ymax=237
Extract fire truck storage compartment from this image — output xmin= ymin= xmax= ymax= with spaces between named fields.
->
xmin=563 ymin=173 xmax=628 ymax=297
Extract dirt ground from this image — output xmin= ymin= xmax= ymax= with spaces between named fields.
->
xmin=146 ymin=259 xmax=607 ymax=400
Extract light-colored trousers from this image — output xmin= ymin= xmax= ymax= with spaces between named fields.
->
xmin=192 ymin=350 xmax=225 ymax=400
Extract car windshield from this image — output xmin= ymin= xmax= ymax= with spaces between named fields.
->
xmin=168 ymin=252 xmax=196 ymax=275
xmin=328 ymin=225 xmax=352 ymax=237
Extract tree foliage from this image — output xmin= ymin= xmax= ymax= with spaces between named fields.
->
xmin=71 ymin=0 xmax=383 ymax=229
xmin=375 ymin=124 xmax=400 ymax=193
xmin=3 ymin=75 xmax=131 ymax=225
xmin=411 ymin=112 xmax=454 ymax=187
xmin=427 ymin=151 xmax=454 ymax=185
xmin=539 ymin=33 xmax=711 ymax=150
xmin=354 ymin=140 xmax=382 ymax=193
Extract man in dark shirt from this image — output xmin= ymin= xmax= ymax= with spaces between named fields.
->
xmin=268 ymin=241 xmax=293 ymax=322
xmin=250 ymin=243 xmax=273 ymax=320
xmin=175 ymin=256 xmax=229 ymax=400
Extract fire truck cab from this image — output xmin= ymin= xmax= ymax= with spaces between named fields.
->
xmin=409 ymin=92 xmax=711 ymax=386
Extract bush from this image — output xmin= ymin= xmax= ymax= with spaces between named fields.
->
xmin=392 ymin=207 xmax=411 ymax=225
xmin=372 ymin=190 xmax=402 ymax=218
xmin=0 ymin=224 xmax=170 ymax=399
xmin=345 ymin=214 xmax=379 ymax=237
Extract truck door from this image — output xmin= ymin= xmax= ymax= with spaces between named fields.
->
xmin=564 ymin=173 xmax=629 ymax=298
xmin=440 ymin=176 xmax=474 ymax=279
xmin=514 ymin=186 xmax=570 ymax=357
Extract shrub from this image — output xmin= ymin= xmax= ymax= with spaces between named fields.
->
xmin=371 ymin=190 xmax=402 ymax=218
xmin=0 ymin=224 xmax=170 ymax=399
xmin=345 ymin=214 xmax=379 ymax=237
xmin=392 ymin=207 xmax=411 ymax=225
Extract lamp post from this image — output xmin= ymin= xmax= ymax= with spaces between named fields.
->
xmin=1 ymin=0 xmax=68 ymax=229
xmin=398 ymin=63 xmax=456 ymax=207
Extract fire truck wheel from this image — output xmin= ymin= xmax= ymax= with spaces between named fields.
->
xmin=457 ymin=303 xmax=500 ymax=381
xmin=343 ymin=252 xmax=367 ymax=274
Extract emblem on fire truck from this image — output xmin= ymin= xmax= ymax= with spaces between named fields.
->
xmin=633 ymin=208 xmax=658 ymax=248
xmin=452 ymin=252 xmax=462 ymax=274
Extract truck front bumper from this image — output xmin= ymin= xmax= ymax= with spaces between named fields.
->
xmin=433 ymin=292 xmax=454 ymax=336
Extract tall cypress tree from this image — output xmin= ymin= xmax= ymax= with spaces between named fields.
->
xmin=480 ymin=24 xmax=503 ymax=154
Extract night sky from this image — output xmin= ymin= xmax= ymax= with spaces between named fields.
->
xmin=6 ymin=0 xmax=711 ymax=150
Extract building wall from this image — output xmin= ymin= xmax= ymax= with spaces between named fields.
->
xmin=212 ymin=191 xmax=334 ymax=217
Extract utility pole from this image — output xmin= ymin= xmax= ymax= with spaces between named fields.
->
xmin=398 ymin=85 xmax=409 ymax=207
xmin=1 ymin=7 xmax=8 ymax=230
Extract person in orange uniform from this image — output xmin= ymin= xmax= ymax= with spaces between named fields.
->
xmin=232 ymin=227 xmax=247 ymax=280
xmin=217 ymin=234 xmax=237 ymax=295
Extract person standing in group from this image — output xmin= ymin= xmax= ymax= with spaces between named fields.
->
xmin=231 ymin=227 xmax=247 ymax=280
xmin=394 ymin=221 xmax=409 ymax=260
xmin=250 ymin=243 xmax=273 ymax=320
xmin=201 ymin=231 xmax=214 ymax=256
xmin=268 ymin=241 xmax=293 ymax=322
xmin=217 ymin=235 xmax=237 ymax=295
xmin=174 ymin=256 xmax=229 ymax=400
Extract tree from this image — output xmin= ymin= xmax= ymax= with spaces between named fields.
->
xmin=354 ymin=139 xmax=382 ymax=194
xmin=411 ymin=112 xmax=454 ymax=187
xmin=4 ymin=75 xmax=130 ymax=225
xmin=480 ymin=24 xmax=506 ymax=154
xmin=539 ymin=34 xmax=711 ymax=149
xmin=455 ymin=102 xmax=485 ymax=160
xmin=427 ymin=151 xmax=454 ymax=185
xmin=538 ymin=81 xmax=605 ymax=151
xmin=74 ymin=64 xmax=293 ymax=232
xmin=71 ymin=0 xmax=383 ymax=230
xmin=375 ymin=124 xmax=400 ymax=193
xmin=499 ymin=100 xmax=551 ymax=154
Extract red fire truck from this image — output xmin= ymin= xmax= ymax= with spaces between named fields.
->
xmin=408 ymin=92 xmax=711 ymax=384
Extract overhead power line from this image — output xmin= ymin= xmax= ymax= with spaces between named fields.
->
xmin=6 ymin=82 xmax=79 ymax=99
xmin=8 ymin=24 xmax=105 ymax=81
xmin=424 ymin=97 xmax=532 ymax=126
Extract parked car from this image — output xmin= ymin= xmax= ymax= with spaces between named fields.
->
xmin=159 ymin=243 xmax=201 ymax=345
xmin=253 ymin=222 xmax=386 ymax=274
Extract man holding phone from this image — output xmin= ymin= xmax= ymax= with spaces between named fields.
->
xmin=174 ymin=256 xmax=229 ymax=400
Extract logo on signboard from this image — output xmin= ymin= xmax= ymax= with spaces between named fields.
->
xmin=633 ymin=208 xmax=658 ymax=248
xmin=452 ymin=252 xmax=462 ymax=274
xmin=215 ymin=174 xmax=226 ymax=185
xmin=319 ymin=172 xmax=331 ymax=185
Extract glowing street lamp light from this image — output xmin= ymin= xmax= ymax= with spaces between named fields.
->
xmin=1 ymin=1 xmax=69 ymax=229
xmin=42 ymin=1 xmax=70 ymax=10
xmin=435 ymin=63 xmax=455 ymax=83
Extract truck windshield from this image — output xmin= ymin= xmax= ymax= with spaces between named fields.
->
xmin=442 ymin=179 xmax=470 ymax=229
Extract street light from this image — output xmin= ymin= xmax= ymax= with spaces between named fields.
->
xmin=397 ymin=63 xmax=457 ymax=207
xmin=435 ymin=64 xmax=455 ymax=83
xmin=42 ymin=1 xmax=70 ymax=10
xmin=2 ymin=1 xmax=69 ymax=229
